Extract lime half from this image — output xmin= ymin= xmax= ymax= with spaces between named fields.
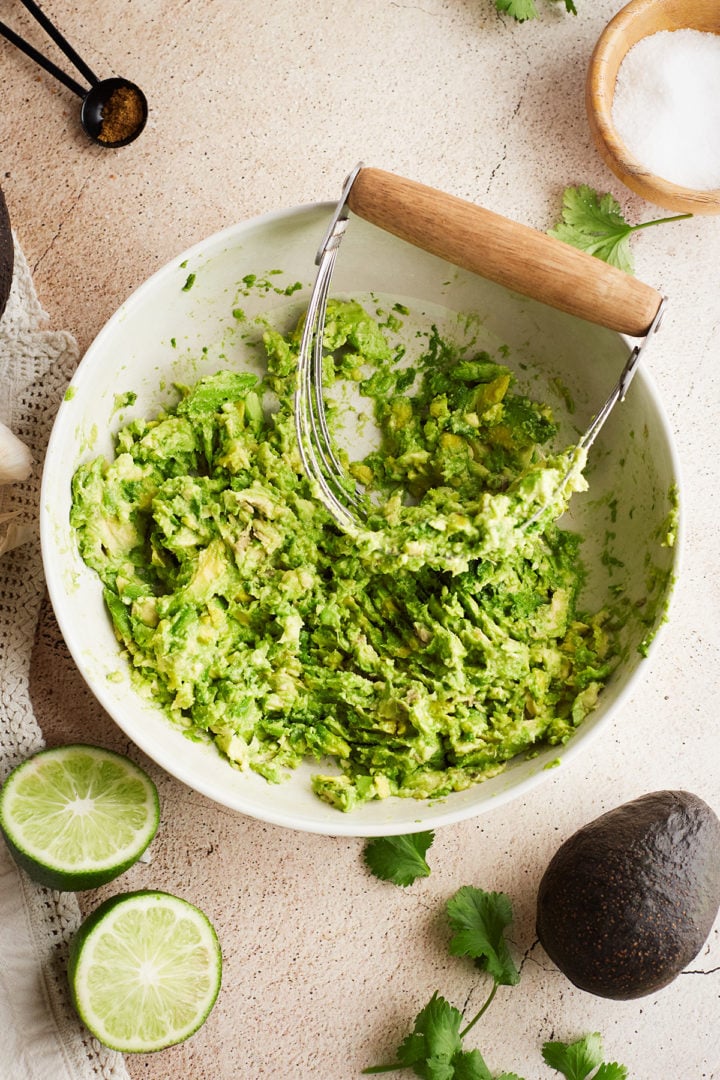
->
xmin=69 ymin=890 xmax=222 ymax=1052
xmin=0 ymin=744 xmax=160 ymax=891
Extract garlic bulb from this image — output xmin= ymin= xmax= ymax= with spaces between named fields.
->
xmin=0 ymin=420 xmax=32 ymax=483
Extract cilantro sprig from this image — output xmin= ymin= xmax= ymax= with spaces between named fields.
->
xmin=363 ymin=886 xmax=520 ymax=1077
xmin=364 ymin=832 xmax=435 ymax=887
xmin=362 ymin=887 xmax=628 ymax=1080
xmin=549 ymin=185 xmax=691 ymax=274
xmin=363 ymin=991 xmax=519 ymax=1078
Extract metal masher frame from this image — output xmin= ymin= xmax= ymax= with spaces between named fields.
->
xmin=295 ymin=165 xmax=667 ymax=534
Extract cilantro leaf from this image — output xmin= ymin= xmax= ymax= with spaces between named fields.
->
xmin=548 ymin=184 xmax=691 ymax=274
xmin=452 ymin=1049 xmax=493 ymax=1079
xmin=495 ymin=0 xmax=576 ymax=20
xmin=542 ymin=1034 xmax=627 ymax=1080
xmin=364 ymin=831 xmax=435 ymax=887
xmin=494 ymin=0 xmax=539 ymax=22
xmin=417 ymin=1062 xmax=455 ymax=1080
xmin=542 ymin=1033 xmax=602 ymax=1078
xmin=548 ymin=187 xmax=636 ymax=273
xmin=446 ymin=887 xmax=520 ymax=986
xmin=398 ymin=993 xmax=464 ymax=1066
xmin=593 ymin=1066 xmax=629 ymax=1080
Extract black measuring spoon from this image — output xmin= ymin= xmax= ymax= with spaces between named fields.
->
xmin=0 ymin=0 xmax=147 ymax=147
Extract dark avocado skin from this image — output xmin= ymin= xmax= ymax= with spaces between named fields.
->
xmin=0 ymin=187 xmax=13 ymax=324
xmin=536 ymin=791 xmax=720 ymax=1000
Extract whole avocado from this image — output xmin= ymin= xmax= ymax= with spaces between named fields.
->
xmin=536 ymin=790 xmax=720 ymax=999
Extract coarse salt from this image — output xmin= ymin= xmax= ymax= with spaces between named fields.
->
xmin=612 ymin=28 xmax=720 ymax=190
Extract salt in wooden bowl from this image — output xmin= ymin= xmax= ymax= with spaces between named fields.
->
xmin=586 ymin=0 xmax=720 ymax=214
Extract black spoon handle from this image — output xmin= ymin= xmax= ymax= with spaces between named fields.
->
xmin=18 ymin=0 xmax=99 ymax=86
xmin=0 ymin=18 xmax=87 ymax=97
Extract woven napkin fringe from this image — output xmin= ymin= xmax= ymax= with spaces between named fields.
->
xmin=0 ymin=239 xmax=130 ymax=1080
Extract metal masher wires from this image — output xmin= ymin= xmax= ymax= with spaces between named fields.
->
xmin=294 ymin=165 xmax=667 ymax=536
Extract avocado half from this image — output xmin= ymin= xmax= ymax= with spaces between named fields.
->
xmin=536 ymin=790 xmax=720 ymax=999
xmin=0 ymin=186 xmax=13 ymax=323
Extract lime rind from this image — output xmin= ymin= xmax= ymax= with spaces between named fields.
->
xmin=68 ymin=890 xmax=222 ymax=1053
xmin=0 ymin=744 xmax=160 ymax=891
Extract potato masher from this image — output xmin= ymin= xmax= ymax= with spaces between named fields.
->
xmin=295 ymin=165 xmax=667 ymax=535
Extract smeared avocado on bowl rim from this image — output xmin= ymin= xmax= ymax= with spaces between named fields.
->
xmin=71 ymin=300 xmax=628 ymax=812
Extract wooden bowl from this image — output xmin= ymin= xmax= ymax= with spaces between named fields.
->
xmin=586 ymin=0 xmax=720 ymax=214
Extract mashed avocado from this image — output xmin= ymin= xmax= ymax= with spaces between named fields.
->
xmin=70 ymin=301 xmax=617 ymax=811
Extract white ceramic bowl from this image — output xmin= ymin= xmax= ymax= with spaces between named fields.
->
xmin=40 ymin=203 xmax=681 ymax=836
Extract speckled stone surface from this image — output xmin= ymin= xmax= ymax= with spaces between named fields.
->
xmin=2 ymin=1 xmax=720 ymax=1077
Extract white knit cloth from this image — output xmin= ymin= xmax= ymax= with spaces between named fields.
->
xmin=0 ymin=240 xmax=130 ymax=1080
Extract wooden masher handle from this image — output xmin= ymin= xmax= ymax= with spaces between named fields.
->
xmin=346 ymin=167 xmax=663 ymax=338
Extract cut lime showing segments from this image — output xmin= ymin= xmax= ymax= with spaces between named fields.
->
xmin=0 ymin=744 xmax=159 ymax=891
xmin=69 ymin=890 xmax=222 ymax=1052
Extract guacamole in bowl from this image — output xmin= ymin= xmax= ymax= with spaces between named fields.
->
xmin=41 ymin=205 xmax=679 ymax=834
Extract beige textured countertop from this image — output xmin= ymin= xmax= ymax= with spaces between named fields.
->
xmin=2 ymin=1 xmax=720 ymax=1077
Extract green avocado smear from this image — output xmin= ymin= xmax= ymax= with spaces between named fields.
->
xmin=70 ymin=300 xmax=618 ymax=812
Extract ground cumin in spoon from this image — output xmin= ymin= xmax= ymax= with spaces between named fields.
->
xmin=98 ymin=84 xmax=145 ymax=145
